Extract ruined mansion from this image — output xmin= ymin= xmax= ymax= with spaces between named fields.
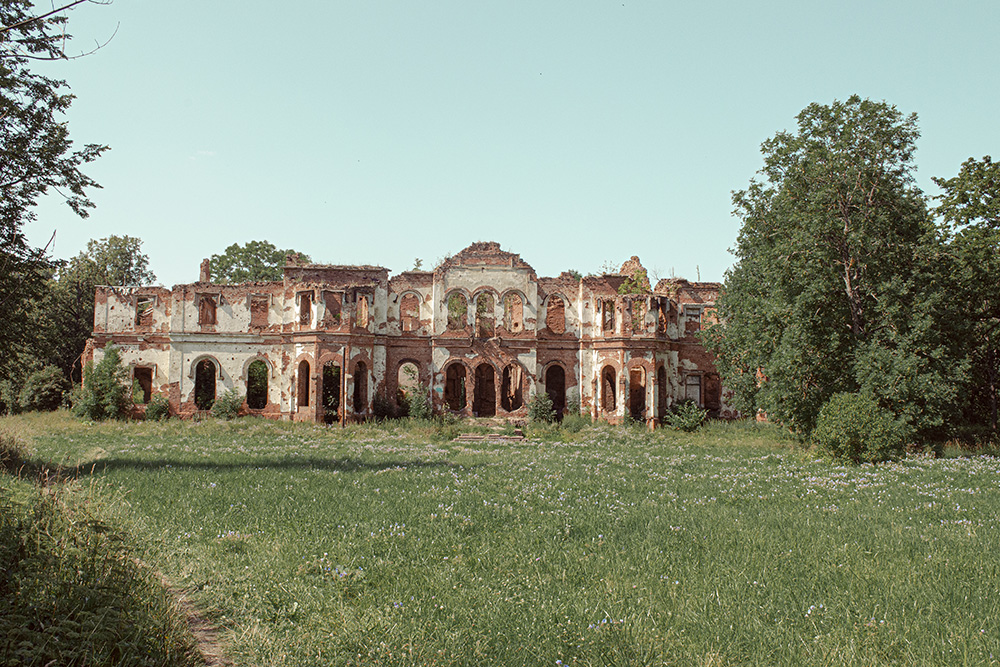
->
xmin=85 ymin=242 xmax=733 ymax=424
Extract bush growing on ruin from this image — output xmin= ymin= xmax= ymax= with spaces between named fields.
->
xmin=373 ymin=393 xmax=394 ymax=420
xmin=560 ymin=414 xmax=589 ymax=433
xmin=406 ymin=386 xmax=432 ymax=420
xmin=144 ymin=394 xmax=171 ymax=421
xmin=528 ymin=391 xmax=556 ymax=423
xmin=812 ymin=393 xmax=906 ymax=463
xmin=211 ymin=388 xmax=244 ymax=420
xmin=73 ymin=346 xmax=130 ymax=421
xmin=566 ymin=391 xmax=581 ymax=416
xmin=663 ymin=399 xmax=708 ymax=432
xmin=18 ymin=366 xmax=69 ymax=412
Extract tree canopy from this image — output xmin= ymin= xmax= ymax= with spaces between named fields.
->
xmin=209 ymin=240 xmax=311 ymax=283
xmin=0 ymin=0 xmax=108 ymax=404
xmin=705 ymin=96 xmax=965 ymax=440
xmin=933 ymin=157 xmax=1000 ymax=440
xmin=44 ymin=236 xmax=155 ymax=379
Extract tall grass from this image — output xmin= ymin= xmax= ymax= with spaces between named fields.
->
xmin=0 ymin=428 xmax=199 ymax=666
xmin=7 ymin=411 xmax=1000 ymax=666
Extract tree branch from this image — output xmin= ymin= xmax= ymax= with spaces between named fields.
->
xmin=0 ymin=0 xmax=91 ymax=35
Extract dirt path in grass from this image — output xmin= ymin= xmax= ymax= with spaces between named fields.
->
xmin=154 ymin=572 xmax=234 ymax=667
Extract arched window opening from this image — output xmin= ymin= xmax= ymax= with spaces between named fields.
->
xmin=297 ymin=360 xmax=310 ymax=407
xmin=546 ymin=296 xmax=566 ymax=334
xmin=447 ymin=292 xmax=468 ymax=330
xmin=322 ymin=363 xmax=340 ymax=424
xmin=397 ymin=361 xmax=421 ymax=412
xmin=475 ymin=293 xmax=495 ymax=337
xmin=500 ymin=364 xmax=524 ymax=412
xmin=474 ymin=364 xmax=496 ymax=417
xmin=445 ymin=364 xmax=467 ymax=410
xmin=629 ymin=368 xmax=646 ymax=421
xmin=194 ymin=359 xmax=216 ymax=410
xmin=400 ymin=293 xmax=420 ymax=332
xmin=545 ymin=365 xmax=566 ymax=420
xmin=299 ymin=292 xmax=312 ymax=326
xmin=353 ymin=361 xmax=368 ymax=414
xmin=247 ymin=360 xmax=268 ymax=410
xmin=657 ymin=365 xmax=667 ymax=419
xmin=503 ymin=293 xmax=523 ymax=333
xmin=601 ymin=366 xmax=616 ymax=412
xmin=357 ymin=295 xmax=370 ymax=329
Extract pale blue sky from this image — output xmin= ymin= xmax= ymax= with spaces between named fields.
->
xmin=26 ymin=1 xmax=1000 ymax=286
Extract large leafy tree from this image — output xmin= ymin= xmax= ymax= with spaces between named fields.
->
xmin=705 ymin=96 xmax=964 ymax=440
xmin=0 ymin=1 xmax=108 ymax=395
xmin=209 ymin=240 xmax=311 ymax=283
xmin=71 ymin=235 xmax=155 ymax=287
xmin=39 ymin=236 xmax=155 ymax=381
xmin=934 ymin=156 xmax=1000 ymax=440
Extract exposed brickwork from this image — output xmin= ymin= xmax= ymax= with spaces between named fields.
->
xmin=88 ymin=243 xmax=733 ymax=423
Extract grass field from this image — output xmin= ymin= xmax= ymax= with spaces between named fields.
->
xmin=5 ymin=412 xmax=1000 ymax=666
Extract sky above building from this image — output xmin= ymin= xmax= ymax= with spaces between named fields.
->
xmin=24 ymin=0 xmax=1000 ymax=287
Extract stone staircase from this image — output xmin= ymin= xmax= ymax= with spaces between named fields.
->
xmin=452 ymin=418 xmax=527 ymax=443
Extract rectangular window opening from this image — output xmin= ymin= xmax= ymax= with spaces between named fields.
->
xmin=133 ymin=367 xmax=153 ymax=404
xmin=135 ymin=296 xmax=154 ymax=327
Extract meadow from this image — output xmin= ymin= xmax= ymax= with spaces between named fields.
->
xmin=4 ymin=412 xmax=1000 ymax=666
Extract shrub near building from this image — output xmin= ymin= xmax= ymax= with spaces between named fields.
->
xmin=18 ymin=366 xmax=69 ymax=412
xmin=812 ymin=393 xmax=906 ymax=463
xmin=72 ymin=346 xmax=130 ymax=421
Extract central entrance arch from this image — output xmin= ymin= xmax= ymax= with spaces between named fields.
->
xmin=444 ymin=363 xmax=467 ymax=411
xmin=629 ymin=368 xmax=646 ymax=421
xmin=474 ymin=363 xmax=496 ymax=417
xmin=545 ymin=365 xmax=566 ymax=420
xmin=194 ymin=359 xmax=216 ymax=410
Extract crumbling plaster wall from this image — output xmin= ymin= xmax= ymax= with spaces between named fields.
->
xmin=87 ymin=243 xmax=731 ymax=423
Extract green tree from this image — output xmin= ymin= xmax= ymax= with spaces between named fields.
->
xmin=0 ymin=1 xmax=108 ymax=396
xmin=705 ymin=96 xmax=963 ymax=440
xmin=617 ymin=267 xmax=650 ymax=295
xmin=209 ymin=240 xmax=311 ymax=283
xmin=934 ymin=156 xmax=1000 ymax=440
xmin=18 ymin=365 xmax=68 ymax=412
xmin=40 ymin=236 xmax=154 ymax=382
xmin=73 ymin=345 xmax=130 ymax=421
xmin=75 ymin=235 xmax=156 ymax=287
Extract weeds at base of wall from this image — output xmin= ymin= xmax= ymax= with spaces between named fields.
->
xmin=144 ymin=394 xmax=171 ymax=421
xmin=211 ymin=389 xmax=244 ymax=421
xmin=527 ymin=392 xmax=556 ymax=423
xmin=561 ymin=414 xmax=590 ymax=433
xmin=405 ymin=386 xmax=433 ymax=421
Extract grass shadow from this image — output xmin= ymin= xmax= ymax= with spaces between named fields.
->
xmin=3 ymin=454 xmax=471 ymax=483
